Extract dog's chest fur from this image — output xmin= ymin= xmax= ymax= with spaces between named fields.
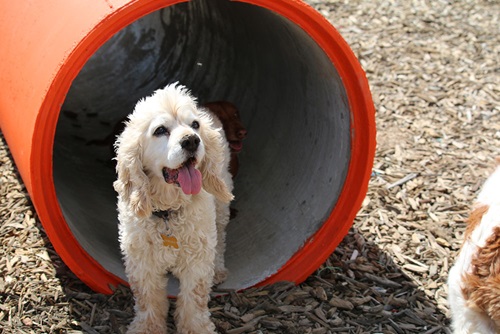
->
xmin=158 ymin=210 xmax=214 ymax=265
xmin=119 ymin=193 xmax=218 ymax=272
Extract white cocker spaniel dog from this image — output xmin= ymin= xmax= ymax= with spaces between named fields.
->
xmin=114 ymin=83 xmax=233 ymax=334
xmin=448 ymin=159 xmax=500 ymax=334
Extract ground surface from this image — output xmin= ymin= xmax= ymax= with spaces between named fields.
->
xmin=1 ymin=0 xmax=499 ymax=333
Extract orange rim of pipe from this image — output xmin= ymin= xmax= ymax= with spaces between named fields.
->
xmin=29 ymin=0 xmax=375 ymax=293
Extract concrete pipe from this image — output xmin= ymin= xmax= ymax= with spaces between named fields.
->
xmin=0 ymin=0 xmax=375 ymax=294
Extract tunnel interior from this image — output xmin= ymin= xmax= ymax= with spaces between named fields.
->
xmin=54 ymin=0 xmax=351 ymax=292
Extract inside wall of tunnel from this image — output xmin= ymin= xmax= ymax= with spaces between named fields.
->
xmin=52 ymin=0 xmax=362 ymax=293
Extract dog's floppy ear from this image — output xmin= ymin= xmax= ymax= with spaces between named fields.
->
xmin=113 ymin=123 xmax=152 ymax=218
xmin=198 ymin=112 xmax=234 ymax=203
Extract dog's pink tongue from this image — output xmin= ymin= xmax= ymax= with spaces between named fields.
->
xmin=177 ymin=164 xmax=202 ymax=195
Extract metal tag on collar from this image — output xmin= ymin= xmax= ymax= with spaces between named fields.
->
xmin=161 ymin=233 xmax=179 ymax=248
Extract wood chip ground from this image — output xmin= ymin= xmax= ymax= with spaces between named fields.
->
xmin=1 ymin=0 xmax=499 ymax=333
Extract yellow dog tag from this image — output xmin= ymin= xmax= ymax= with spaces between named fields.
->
xmin=161 ymin=234 xmax=179 ymax=249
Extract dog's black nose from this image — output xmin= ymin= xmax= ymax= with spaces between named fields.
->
xmin=181 ymin=135 xmax=200 ymax=153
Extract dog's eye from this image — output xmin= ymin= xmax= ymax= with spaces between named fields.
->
xmin=153 ymin=126 xmax=169 ymax=137
xmin=191 ymin=120 xmax=200 ymax=130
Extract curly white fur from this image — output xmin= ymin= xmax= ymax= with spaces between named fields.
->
xmin=114 ymin=83 xmax=233 ymax=334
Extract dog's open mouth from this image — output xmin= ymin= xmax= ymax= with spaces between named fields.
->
xmin=229 ymin=141 xmax=243 ymax=153
xmin=162 ymin=158 xmax=202 ymax=195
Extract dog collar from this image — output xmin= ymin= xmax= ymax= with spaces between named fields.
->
xmin=152 ymin=210 xmax=171 ymax=221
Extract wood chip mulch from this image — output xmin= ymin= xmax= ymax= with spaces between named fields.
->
xmin=1 ymin=0 xmax=499 ymax=333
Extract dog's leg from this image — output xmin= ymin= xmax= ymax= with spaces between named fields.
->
xmin=125 ymin=259 xmax=169 ymax=334
xmin=213 ymin=200 xmax=230 ymax=285
xmin=174 ymin=266 xmax=216 ymax=334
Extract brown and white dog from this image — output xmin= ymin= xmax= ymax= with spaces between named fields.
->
xmin=114 ymin=84 xmax=233 ymax=333
xmin=448 ymin=159 xmax=500 ymax=334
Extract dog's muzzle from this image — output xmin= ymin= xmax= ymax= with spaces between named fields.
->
xmin=162 ymin=157 xmax=202 ymax=195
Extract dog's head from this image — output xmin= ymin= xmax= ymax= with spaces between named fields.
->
xmin=203 ymin=101 xmax=247 ymax=154
xmin=114 ymin=83 xmax=234 ymax=217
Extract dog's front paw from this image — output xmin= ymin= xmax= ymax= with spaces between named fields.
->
xmin=126 ymin=317 xmax=168 ymax=334
xmin=177 ymin=321 xmax=216 ymax=334
xmin=213 ymin=267 xmax=228 ymax=285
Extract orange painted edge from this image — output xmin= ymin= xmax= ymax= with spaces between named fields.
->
xmin=234 ymin=0 xmax=376 ymax=286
